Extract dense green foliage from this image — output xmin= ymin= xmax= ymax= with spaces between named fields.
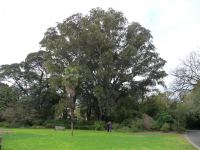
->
xmin=171 ymin=51 xmax=200 ymax=129
xmin=2 ymin=129 xmax=196 ymax=150
xmin=0 ymin=51 xmax=61 ymax=126
xmin=180 ymin=85 xmax=200 ymax=129
xmin=0 ymin=8 xmax=199 ymax=131
xmin=40 ymin=8 xmax=167 ymax=122
xmin=0 ymin=8 xmax=168 ymax=128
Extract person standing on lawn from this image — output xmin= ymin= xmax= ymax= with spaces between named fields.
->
xmin=107 ymin=121 xmax=112 ymax=132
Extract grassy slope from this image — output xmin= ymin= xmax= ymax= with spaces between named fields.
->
xmin=1 ymin=129 xmax=196 ymax=150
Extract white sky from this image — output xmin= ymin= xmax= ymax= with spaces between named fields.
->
xmin=0 ymin=0 xmax=200 ymax=86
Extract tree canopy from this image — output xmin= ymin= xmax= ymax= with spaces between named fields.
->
xmin=40 ymin=8 xmax=167 ymax=121
xmin=172 ymin=51 xmax=200 ymax=93
xmin=0 ymin=8 xmax=167 ymax=128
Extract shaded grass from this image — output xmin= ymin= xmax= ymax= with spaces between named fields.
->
xmin=1 ymin=129 xmax=197 ymax=150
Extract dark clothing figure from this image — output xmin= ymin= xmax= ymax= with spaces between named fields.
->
xmin=107 ymin=121 xmax=112 ymax=132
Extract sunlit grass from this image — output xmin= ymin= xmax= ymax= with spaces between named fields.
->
xmin=1 ymin=129 xmax=196 ymax=150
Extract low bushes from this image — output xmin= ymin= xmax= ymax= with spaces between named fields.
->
xmin=116 ymin=118 xmax=145 ymax=132
xmin=0 ymin=121 xmax=10 ymax=128
xmin=74 ymin=121 xmax=105 ymax=131
xmin=114 ymin=113 xmax=185 ymax=133
xmin=176 ymin=127 xmax=186 ymax=133
xmin=156 ymin=112 xmax=173 ymax=128
xmin=160 ymin=123 xmax=170 ymax=132
xmin=94 ymin=121 xmax=105 ymax=130
xmin=142 ymin=114 xmax=155 ymax=130
xmin=0 ymin=113 xmax=186 ymax=133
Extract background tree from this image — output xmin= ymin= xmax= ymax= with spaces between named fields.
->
xmin=25 ymin=51 xmax=60 ymax=120
xmin=140 ymin=93 xmax=170 ymax=118
xmin=171 ymin=50 xmax=200 ymax=129
xmin=172 ymin=51 xmax=200 ymax=94
xmin=0 ymin=83 xmax=18 ymax=117
xmin=183 ymin=85 xmax=200 ymax=129
xmin=0 ymin=51 xmax=61 ymax=125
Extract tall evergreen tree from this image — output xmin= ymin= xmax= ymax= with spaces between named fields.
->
xmin=40 ymin=8 xmax=167 ymax=121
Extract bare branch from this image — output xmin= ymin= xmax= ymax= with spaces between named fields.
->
xmin=171 ymin=51 xmax=200 ymax=96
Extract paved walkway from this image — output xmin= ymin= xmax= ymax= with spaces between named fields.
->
xmin=185 ymin=130 xmax=200 ymax=150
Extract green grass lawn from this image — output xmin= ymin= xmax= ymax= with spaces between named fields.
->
xmin=1 ymin=128 xmax=196 ymax=150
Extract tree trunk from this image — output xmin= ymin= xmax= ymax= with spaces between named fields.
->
xmin=65 ymin=85 xmax=76 ymax=136
xmin=71 ymin=104 xmax=74 ymax=136
xmin=70 ymin=95 xmax=75 ymax=136
xmin=86 ymin=103 xmax=91 ymax=121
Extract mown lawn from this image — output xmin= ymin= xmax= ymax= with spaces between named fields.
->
xmin=1 ymin=129 xmax=196 ymax=150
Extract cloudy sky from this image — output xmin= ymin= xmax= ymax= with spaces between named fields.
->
xmin=0 ymin=0 xmax=200 ymax=86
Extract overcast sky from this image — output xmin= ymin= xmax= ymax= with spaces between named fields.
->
xmin=0 ymin=0 xmax=200 ymax=86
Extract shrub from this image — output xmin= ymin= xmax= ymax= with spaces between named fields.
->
xmin=119 ymin=116 xmax=156 ymax=132
xmin=112 ymin=123 xmax=120 ymax=130
xmin=119 ymin=118 xmax=143 ymax=132
xmin=43 ymin=120 xmax=55 ymax=128
xmin=186 ymin=112 xmax=200 ymax=129
xmin=130 ymin=125 xmax=140 ymax=132
xmin=120 ymin=119 xmax=134 ymax=128
xmin=151 ymin=121 xmax=160 ymax=130
xmin=117 ymin=126 xmax=132 ymax=132
xmin=31 ymin=125 xmax=45 ymax=129
xmin=73 ymin=120 xmax=96 ymax=130
xmin=10 ymin=121 xmax=24 ymax=128
xmin=0 ymin=121 xmax=10 ymax=128
xmin=176 ymin=127 xmax=186 ymax=133
xmin=160 ymin=123 xmax=170 ymax=132
xmin=32 ymin=119 xmax=44 ymax=126
xmin=142 ymin=114 xmax=155 ymax=130
xmin=54 ymin=120 xmax=70 ymax=128
xmin=54 ymin=120 xmax=67 ymax=126
xmin=131 ymin=118 xmax=143 ymax=131
xmin=94 ymin=121 xmax=105 ymax=131
xmin=74 ymin=125 xmax=95 ymax=130
xmin=157 ymin=112 xmax=173 ymax=128
xmin=45 ymin=123 xmax=54 ymax=128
